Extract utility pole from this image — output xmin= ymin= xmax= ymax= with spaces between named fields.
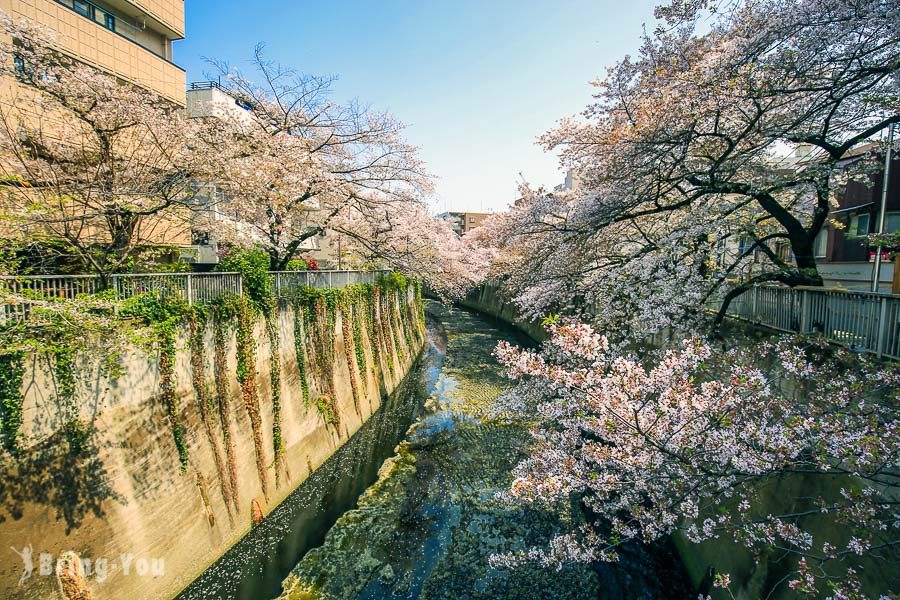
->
xmin=872 ymin=123 xmax=895 ymax=293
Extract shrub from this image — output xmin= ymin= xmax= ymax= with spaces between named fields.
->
xmin=216 ymin=247 xmax=274 ymax=313
xmin=284 ymin=258 xmax=309 ymax=271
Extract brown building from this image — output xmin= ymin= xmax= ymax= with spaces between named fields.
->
xmin=1 ymin=0 xmax=185 ymax=105
xmin=439 ymin=211 xmax=492 ymax=236
xmin=0 ymin=0 xmax=195 ymax=268
xmin=816 ymin=148 xmax=899 ymax=291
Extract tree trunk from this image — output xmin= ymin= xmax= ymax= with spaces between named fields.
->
xmin=789 ymin=236 xmax=824 ymax=287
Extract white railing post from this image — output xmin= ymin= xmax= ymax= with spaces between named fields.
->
xmin=328 ymin=271 xmax=333 ymax=287
xmin=186 ymin=273 xmax=193 ymax=306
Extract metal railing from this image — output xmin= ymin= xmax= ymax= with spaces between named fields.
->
xmin=189 ymin=81 xmax=227 ymax=91
xmin=0 ymin=270 xmax=390 ymax=323
xmin=272 ymin=270 xmax=391 ymax=295
xmin=727 ymin=285 xmax=900 ymax=359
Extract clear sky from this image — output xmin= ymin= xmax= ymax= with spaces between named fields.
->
xmin=175 ymin=0 xmax=659 ymax=213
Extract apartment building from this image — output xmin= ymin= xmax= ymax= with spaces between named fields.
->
xmin=185 ymin=81 xmax=333 ymax=268
xmin=439 ymin=211 xmax=492 ymax=236
xmin=0 ymin=0 xmax=185 ymax=105
xmin=0 ymin=0 xmax=194 ymax=270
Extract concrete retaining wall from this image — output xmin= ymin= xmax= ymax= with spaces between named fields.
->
xmin=0 ymin=287 xmax=425 ymax=600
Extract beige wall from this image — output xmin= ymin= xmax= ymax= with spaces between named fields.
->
xmin=0 ymin=287 xmax=426 ymax=600
xmin=128 ymin=0 xmax=183 ymax=37
xmin=0 ymin=0 xmax=185 ymax=105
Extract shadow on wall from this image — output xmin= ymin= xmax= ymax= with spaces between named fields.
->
xmin=0 ymin=426 xmax=122 ymax=533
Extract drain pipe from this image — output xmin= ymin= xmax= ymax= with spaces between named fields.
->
xmin=871 ymin=123 xmax=895 ymax=293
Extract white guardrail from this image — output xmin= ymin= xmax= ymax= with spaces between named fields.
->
xmin=0 ymin=270 xmax=392 ymax=323
xmin=727 ymin=285 xmax=900 ymax=360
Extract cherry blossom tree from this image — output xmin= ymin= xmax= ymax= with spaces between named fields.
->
xmin=206 ymin=46 xmax=433 ymax=271
xmin=491 ymin=320 xmax=899 ymax=598
xmin=0 ymin=13 xmax=218 ymax=282
xmin=487 ymin=0 xmax=900 ymax=332
xmin=331 ymin=200 xmax=489 ymax=297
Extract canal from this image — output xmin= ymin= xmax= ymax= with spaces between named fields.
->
xmin=182 ymin=301 xmax=689 ymax=600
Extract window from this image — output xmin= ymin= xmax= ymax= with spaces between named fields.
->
xmin=103 ymin=12 xmax=115 ymax=31
xmin=813 ymin=230 xmax=828 ymax=258
xmin=886 ymin=212 xmax=900 ymax=233
xmin=72 ymin=0 xmax=92 ymax=18
xmin=469 ymin=217 xmax=476 ymax=223
xmin=849 ymin=213 xmax=870 ymax=238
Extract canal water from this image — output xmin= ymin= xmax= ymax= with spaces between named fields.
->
xmin=182 ymin=301 xmax=690 ymax=600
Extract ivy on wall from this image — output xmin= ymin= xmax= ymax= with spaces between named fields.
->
xmin=265 ymin=310 xmax=288 ymax=488
xmin=0 ymin=352 xmax=24 ymax=453
xmin=120 ymin=292 xmax=194 ymax=471
xmin=52 ymin=345 xmax=90 ymax=456
xmin=188 ymin=310 xmax=234 ymax=520
xmin=351 ymin=303 xmax=367 ymax=378
xmin=225 ymin=293 xmax=270 ymax=501
xmin=340 ymin=302 xmax=362 ymax=417
xmin=293 ymin=303 xmax=311 ymax=406
xmin=212 ymin=311 xmax=240 ymax=514
xmin=0 ymin=261 xmax=425 ymax=531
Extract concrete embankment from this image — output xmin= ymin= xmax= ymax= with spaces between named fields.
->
xmin=0 ymin=285 xmax=425 ymax=600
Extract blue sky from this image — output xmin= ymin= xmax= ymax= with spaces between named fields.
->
xmin=175 ymin=0 xmax=658 ymax=213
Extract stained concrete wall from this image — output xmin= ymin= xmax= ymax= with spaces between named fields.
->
xmin=455 ymin=282 xmax=546 ymax=343
xmin=0 ymin=287 xmax=425 ymax=600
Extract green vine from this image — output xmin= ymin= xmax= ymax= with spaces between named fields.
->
xmin=160 ymin=327 xmax=188 ymax=470
xmin=52 ymin=345 xmax=89 ymax=456
xmin=188 ymin=309 xmax=234 ymax=517
xmin=293 ymin=302 xmax=311 ymax=406
xmin=120 ymin=292 xmax=193 ymax=471
xmin=352 ymin=302 xmax=367 ymax=376
xmin=265 ymin=311 xmax=285 ymax=487
xmin=340 ymin=304 xmax=362 ymax=416
xmin=212 ymin=310 xmax=240 ymax=513
xmin=231 ymin=294 xmax=269 ymax=500
xmin=0 ymin=352 xmax=25 ymax=453
xmin=315 ymin=395 xmax=339 ymax=427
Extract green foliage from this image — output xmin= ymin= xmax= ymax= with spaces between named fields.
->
xmin=316 ymin=395 xmax=339 ymax=426
xmin=120 ymin=291 xmax=194 ymax=470
xmin=542 ymin=314 xmax=560 ymax=327
xmin=284 ymin=258 xmax=309 ymax=271
xmin=0 ymin=353 xmax=25 ymax=453
xmin=376 ymin=272 xmax=409 ymax=293
xmin=51 ymin=345 xmax=88 ymax=456
xmin=352 ymin=308 xmax=367 ymax=376
xmin=293 ymin=304 xmax=311 ymax=406
xmin=233 ymin=297 xmax=256 ymax=384
xmin=216 ymin=247 xmax=274 ymax=313
xmin=266 ymin=315 xmax=284 ymax=460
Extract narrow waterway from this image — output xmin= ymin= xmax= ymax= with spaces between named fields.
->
xmin=183 ymin=301 xmax=690 ymax=600
xmin=279 ymin=302 xmax=691 ymax=599
xmin=178 ymin=312 xmax=445 ymax=600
